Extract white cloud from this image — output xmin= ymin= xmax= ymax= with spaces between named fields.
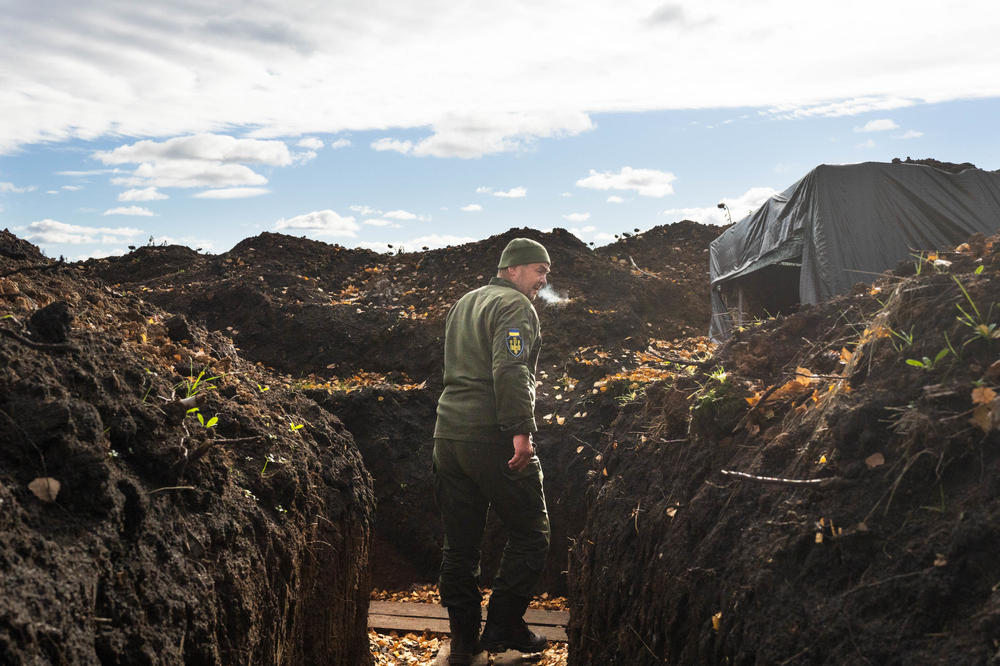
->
xmin=406 ymin=112 xmax=593 ymax=159
xmin=372 ymin=138 xmax=413 ymax=154
xmin=770 ymin=97 xmax=916 ymax=119
xmin=46 ymin=190 xmax=59 ymax=195
xmin=74 ymin=247 xmax=129 ymax=260
xmin=25 ymin=219 xmax=144 ymax=244
xmin=406 ymin=234 xmax=476 ymax=249
xmin=119 ymin=187 xmax=168 ymax=201
xmin=2 ymin=3 xmax=1000 ymax=156
xmin=363 ymin=218 xmax=402 ymax=228
xmin=577 ymin=167 xmax=676 ymax=197
xmin=350 ymin=204 xmax=381 ymax=216
xmin=662 ymin=186 xmax=778 ymax=226
xmin=606 ymin=195 xmax=624 ymax=203
xmin=855 ymin=118 xmax=899 ymax=132
xmin=56 ymin=169 xmax=122 ymax=177
xmin=384 ymin=210 xmax=418 ymax=220
xmin=856 ymin=139 xmax=876 ymax=149
xmin=194 ymin=187 xmax=270 ymax=199
xmin=0 ymin=182 xmax=35 ymax=193
xmin=329 ymin=138 xmax=351 ymax=149
xmin=562 ymin=212 xmax=591 ymax=222
xmin=476 ymin=186 xmax=526 ymax=198
xmin=293 ymin=150 xmax=318 ymax=164
xmin=104 ymin=206 xmax=156 ymax=216
xmin=297 ymin=137 xmax=323 ymax=150
xmin=62 ymin=185 xmax=83 ymax=191
xmin=96 ymin=134 xmax=289 ymax=191
xmin=560 ymin=192 xmax=573 ymax=198
xmin=461 ymin=204 xmax=483 ymax=212
xmin=111 ymin=160 xmax=268 ymax=189
xmin=97 ymin=134 xmax=293 ymax=166
xmin=275 ymin=209 xmax=359 ymax=237
xmin=899 ymin=129 xmax=924 ymax=139
xmin=568 ymin=225 xmax=599 ymax=242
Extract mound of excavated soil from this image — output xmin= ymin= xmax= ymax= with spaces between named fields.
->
xmin=82 ymin=223 xmax=722 ymax=596
xmin=85 ymin=224 xmax=718 ymax=382
xmin=0 ymin=252 xmax=375 ymax=664
xmin=568 ymin=234 xmax=1000 ymax=664
xmin=596 ymin=219 xmax=722 ymax=330
xmin=9 ymin=206 xmax=999 ymax=665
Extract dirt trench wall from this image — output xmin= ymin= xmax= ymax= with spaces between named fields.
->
xmin=311 ymin=384 xmax=600 ymax=599
xmin=0 ymin=259 xmax=376 ymax=665
xmin=567 ymin=267 xmax=1000 ymax=664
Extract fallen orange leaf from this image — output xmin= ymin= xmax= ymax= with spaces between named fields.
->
xmin=971 ymin=386 xmax=997 ymax=405
xmin=971 ymin=405 xmax=993 ymax=433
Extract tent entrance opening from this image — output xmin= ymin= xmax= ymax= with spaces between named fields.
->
xmin=719 ymin=261 xmax=801 ymax=326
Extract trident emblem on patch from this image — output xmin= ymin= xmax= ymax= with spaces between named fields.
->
xmin=506 ymin=328 xmax=523 ymax=357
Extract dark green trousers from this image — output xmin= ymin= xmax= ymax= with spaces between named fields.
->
xmin=433 ymin=437 xmax=550 ymax=613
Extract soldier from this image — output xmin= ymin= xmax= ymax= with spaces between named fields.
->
xmin=433 ymin=238 xmax=552 ymax=664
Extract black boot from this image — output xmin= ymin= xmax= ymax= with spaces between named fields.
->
xmin=447 ymin=606 xmax=483 ymax=665
xmin=480 ymin=591 xmax=547 ymax=654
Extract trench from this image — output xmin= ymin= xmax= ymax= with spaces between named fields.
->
xmin=315 ymin=385 xmax=586 ymax=600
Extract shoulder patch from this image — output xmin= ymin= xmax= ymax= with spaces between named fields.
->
xmin=506 ymin=328 xmax=523 ymax=357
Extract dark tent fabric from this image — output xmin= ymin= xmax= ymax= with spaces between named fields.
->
xmin=709 ymin=161 xmax=1000 ymax=340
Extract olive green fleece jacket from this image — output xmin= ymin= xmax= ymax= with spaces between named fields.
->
xmin=434 ymin=277 xmax=542 ymax=442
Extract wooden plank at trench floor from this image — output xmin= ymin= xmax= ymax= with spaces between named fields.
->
xmin=368 ymin=600 xmax=569 ymax=642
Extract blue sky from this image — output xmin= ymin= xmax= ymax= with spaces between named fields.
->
xmin=2 ymin=1 xmax=999 ymax=259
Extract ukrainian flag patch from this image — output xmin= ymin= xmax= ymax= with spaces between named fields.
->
xmin=506 ymin=328 xmax=523 ymax=357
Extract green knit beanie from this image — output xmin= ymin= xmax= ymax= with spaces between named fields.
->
xmin=498 ymin=238 xmax=551 ymax=269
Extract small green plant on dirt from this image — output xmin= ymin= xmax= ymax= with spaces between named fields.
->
xmin=176 ymin=364 xmax=221 ymax=399
xmin=689 ymin=365 xmax=746 ymax=435
xmin=689 ymin=365 xmax=737 ymax=412
xmin=289 ymin=420 xmax=304 ymax=431
xmin=887 ymin=325 xmax=915 ymax=350
xmin=554 ymin=374 xmax=578 ymax=393
xmin=186 ymin=407 xmax=218 ymax=428
xmin=953 ymin=275 xmax=1000 ymax=343
xmin=708 ymin=366 xmax=729 ymax=384
xmin=943 ymin=330 xmax=960 ymax=359
xmin=911 ymin=250 xmax=951 ymax=276
xmin=905 ymin=348 xmax=949 ymax=371
xmin=615 ymin=383 xmax=646 ymax=406
xmin=140 ymin=367 xmax=157 ymax=403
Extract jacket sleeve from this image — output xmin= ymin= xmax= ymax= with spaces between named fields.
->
xmin=490 ymin=299 xmax=539 ymax=434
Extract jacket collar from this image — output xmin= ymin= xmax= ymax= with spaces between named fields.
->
xmin=489 ymin=276 xmax=518 ymax=289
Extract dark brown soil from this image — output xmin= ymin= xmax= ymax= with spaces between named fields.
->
xmin=82 ymin=223 xmax=720 ymax=598
xmin=567 ymin=237 xmax=1000 ymax=664
xmin=12 ymin=216 xmax=994 ymax=665
xmin=0 ymin=247 xmax=375 ymax=665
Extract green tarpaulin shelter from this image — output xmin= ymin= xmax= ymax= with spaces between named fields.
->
xmin=709 ymin=161 xmax=1000 ymax=340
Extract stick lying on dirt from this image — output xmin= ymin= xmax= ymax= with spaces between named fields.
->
xmin=627 ymin=255 xmax=661 ymax=279
xmin=720 ymin=469 xmax=844 ymax=487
